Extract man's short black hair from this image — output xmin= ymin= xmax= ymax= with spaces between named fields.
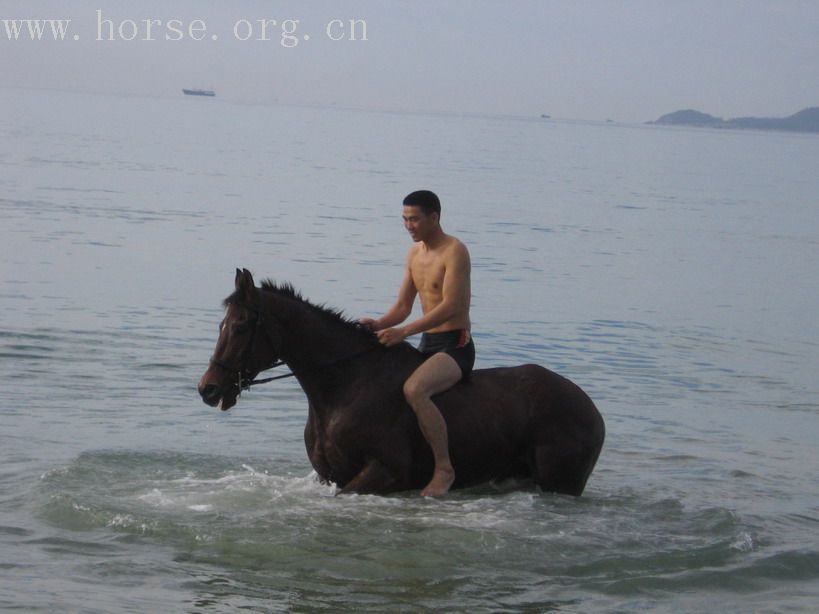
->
xmin=403 ymin=190 xmax=441 ymax=217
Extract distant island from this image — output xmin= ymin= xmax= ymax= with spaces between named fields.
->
xmin=649 ymin=107 xmax=819 ymax=133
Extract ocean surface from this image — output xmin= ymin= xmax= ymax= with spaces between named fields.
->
xmin=1 ymin=88 xmax=817 ymax=613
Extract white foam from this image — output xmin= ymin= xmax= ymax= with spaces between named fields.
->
xmin=137 ymin=488 xmax=175 ymax=507
xmin=187 ymin=504 xmax=214 ymax=512
xmin=731 ymin=531 xmax=755 ymax=552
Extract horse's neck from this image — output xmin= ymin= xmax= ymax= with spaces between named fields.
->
xmin=266 ymin=294 xmax=375 ymax=380
xmin=262 ymin=294 xmax=417 ymax=422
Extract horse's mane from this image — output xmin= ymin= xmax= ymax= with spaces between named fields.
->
xmin=225 ymin=279 xmax=377 ymax=343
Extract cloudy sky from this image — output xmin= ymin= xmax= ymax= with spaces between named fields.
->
xmin=3 ymin=0 xmax=818 ymax=122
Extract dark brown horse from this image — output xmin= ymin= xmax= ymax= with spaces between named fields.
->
xmin=198 ymin=269 xmax=605 ymax=496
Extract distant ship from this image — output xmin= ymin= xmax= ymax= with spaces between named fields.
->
xmin=182 ymin=88 xmax=215 ymax=97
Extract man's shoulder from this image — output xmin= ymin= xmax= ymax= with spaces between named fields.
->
xmin=444 ymin=235 xmax=470 ymax=259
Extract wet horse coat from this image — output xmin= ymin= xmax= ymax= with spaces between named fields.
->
xmin=199 ymin=269 xmax=605 ymax=495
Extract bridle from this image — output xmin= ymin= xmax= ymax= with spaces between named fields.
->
xmin=208 ymin=303 xmax=380 ymax=395
xmin=208 ymin=305 xmax=288 ymax=394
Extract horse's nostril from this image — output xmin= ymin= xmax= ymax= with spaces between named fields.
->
xmin=200 ymin=383 xmax=220 ymax=401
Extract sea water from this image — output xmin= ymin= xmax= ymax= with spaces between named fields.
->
xmin=1 ymin=89 xmax=818 ymax=612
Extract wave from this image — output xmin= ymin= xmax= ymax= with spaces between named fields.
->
xmin=27 ymin=449 xmax=818 ymax=611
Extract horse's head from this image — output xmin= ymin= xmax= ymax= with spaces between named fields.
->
xmin=198 ymin=268 xmax=282 ymax=410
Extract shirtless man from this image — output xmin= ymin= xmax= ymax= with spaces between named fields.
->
xmin=360 ymin=190 xmax=474 ymax=497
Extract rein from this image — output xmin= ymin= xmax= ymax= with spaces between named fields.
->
xmin=209 ymin=301 xmax=379 ymax=394
xmin=241 ymin=361 xmax=292 ymax=386
xmin=241 ymin=345 xmax=379 ymax=389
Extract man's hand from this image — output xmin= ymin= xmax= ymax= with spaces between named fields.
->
xmin=376 ymin=327 xmax=407 ymax=347
xmin=359 ymin=317 xmax=379 ymax=331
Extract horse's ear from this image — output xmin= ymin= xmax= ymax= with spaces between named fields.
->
xmin=235 ymin=268 xmax=256 ymax=303
xmin=235 ymin=268 xmax=253 ymax=288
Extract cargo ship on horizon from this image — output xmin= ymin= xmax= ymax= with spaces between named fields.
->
xmin=182 ymin=88 xmax=215 ymax=97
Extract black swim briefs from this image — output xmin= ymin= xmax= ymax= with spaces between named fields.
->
xmin=417 ymin=329 xmax=476 ymax=376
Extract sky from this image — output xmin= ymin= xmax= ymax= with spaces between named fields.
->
xmin=2 ymin=0 xmax=818 ymax=122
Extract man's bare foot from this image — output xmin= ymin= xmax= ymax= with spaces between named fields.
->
xmin=421 ymin=467 xmax=455 ymax=497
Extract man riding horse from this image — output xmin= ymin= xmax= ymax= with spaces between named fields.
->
xmin=361 ymin=190 xmax=472 ymax=497
xmin=198 ymin=195 xmax=605 ymax=497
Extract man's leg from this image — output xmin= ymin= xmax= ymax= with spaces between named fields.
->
xmin=403 ymin=352 xmax=462 ymax=496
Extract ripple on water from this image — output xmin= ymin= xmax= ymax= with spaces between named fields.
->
xmin=27 ymin=449 xmax=808 ymax=611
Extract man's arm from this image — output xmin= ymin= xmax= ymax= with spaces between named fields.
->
xmin=361 ymin=248 xmax=417 ymax=331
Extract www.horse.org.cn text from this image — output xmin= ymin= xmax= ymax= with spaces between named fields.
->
xmin=2 ymin=12 xmax=369 ymax=47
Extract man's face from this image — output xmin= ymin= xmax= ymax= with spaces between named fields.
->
xmin=402 ymin=205 xmax=438 ymax=242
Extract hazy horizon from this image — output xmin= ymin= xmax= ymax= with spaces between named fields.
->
xmin=3 ymin=1 xmax=819 ymax=123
